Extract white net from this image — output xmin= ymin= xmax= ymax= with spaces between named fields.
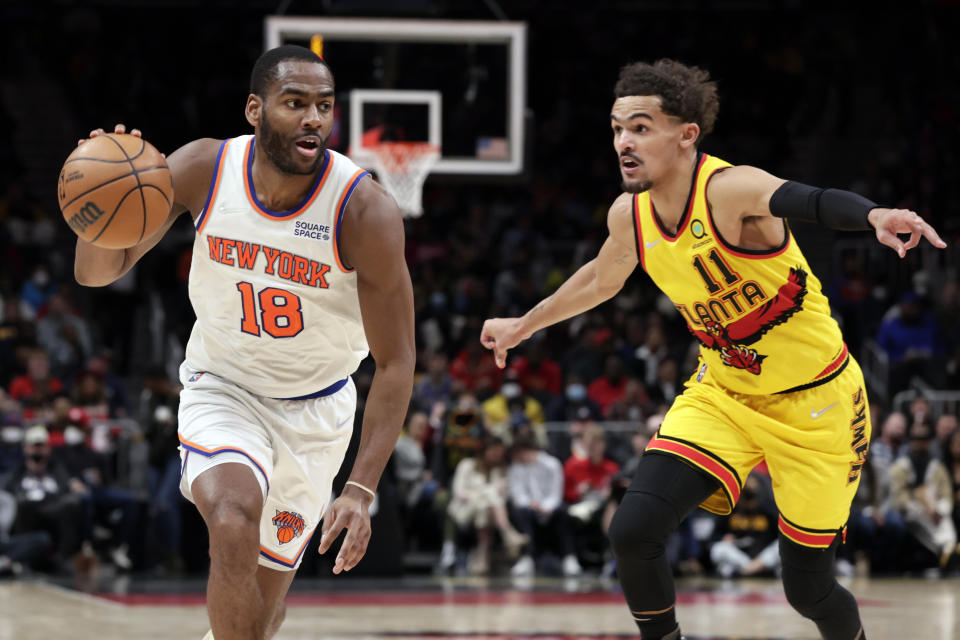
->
xmin=352 ymin=142 xmax=440 ymax=217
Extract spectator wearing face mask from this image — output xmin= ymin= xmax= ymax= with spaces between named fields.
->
xmin=51 ymin=409 xmax=138 ymax=571
xmin=18 ymin=265 xmax=57 ymax=319
xmin=433 ymin=392 xmax=486 ymax=487
xmin=546 ymin=374 xmax=602 ymax=422
xmin=481 ymin=374 xmax=545 ymax=446
xmin=0 ymin=425 xmax=86 ymax=571
xmin=507 ymin=341 xmax=563 ymax=406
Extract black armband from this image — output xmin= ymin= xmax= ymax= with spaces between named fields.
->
xmin=768 ymin=181 xmax=876 ymax=231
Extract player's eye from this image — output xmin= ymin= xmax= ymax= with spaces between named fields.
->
xmin=319 ymin=102 xmax=332 ymax=112
xmin=635 ymin=125 xmax=647 ymax=133
xmin=286 ymin=99 xmax=301 ymax=108
xmin=612 ymin=126 xmax=622 ymax=134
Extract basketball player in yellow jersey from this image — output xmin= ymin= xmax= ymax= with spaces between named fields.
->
xmin=481 ymin=60 xmax=945 ymax=640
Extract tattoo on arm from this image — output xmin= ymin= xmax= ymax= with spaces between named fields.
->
xmin=531 ymin=295 xmax=552 ymax=315
xmin=615 ymin=252 xmax=633 ymax=265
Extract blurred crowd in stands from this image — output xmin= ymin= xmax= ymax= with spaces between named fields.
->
xmin=1 ymin=2 xmax=959 ymax=582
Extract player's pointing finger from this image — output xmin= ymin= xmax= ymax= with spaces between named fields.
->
xmin=921 ymin=221 xmax=947 ymax=248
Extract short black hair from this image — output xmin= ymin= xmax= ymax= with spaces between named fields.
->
xmin=614 ymin=59 xmax=719 ymax=142
xmin=249 ymin=45 xmax=332 ymax=97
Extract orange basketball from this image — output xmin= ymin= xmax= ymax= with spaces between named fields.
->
xmin=277 ymin=526 xmax=296 ymax=544
xmin=58 ymin=133 xmax=173 ymax=249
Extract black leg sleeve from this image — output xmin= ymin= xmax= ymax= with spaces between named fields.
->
xmin=608 ymin=453 xmax=721 ymax=639
xmin=780 ymin=535 xmax=866 ymax=640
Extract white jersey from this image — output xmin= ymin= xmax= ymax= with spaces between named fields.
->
xmin=184 ymin=135 xmax=370 ymax=398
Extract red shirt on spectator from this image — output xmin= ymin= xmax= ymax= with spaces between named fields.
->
xmin=587 ymin=375 xmax=627 ymax=416
xmin=509 ymin=355 xmax=563 ymax=396
xmin=563 ymin=455 xmax=620 ymax=503
xmin=449 ymin=346 xmax=502 ymax=393
xmin=9 ymin=374 xmax=64 ymax=403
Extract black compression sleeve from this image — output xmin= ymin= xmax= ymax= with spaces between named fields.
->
xmin=768 ymin=181 xmax=877 ymax=231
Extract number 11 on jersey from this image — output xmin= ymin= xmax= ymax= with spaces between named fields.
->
xmin=236 ymin=281 xmax=304 ymax=338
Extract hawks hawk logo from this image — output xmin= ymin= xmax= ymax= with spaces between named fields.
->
xmin=689 ymin=266 xmax=808 ymax=375
xmin=272 ymin=510 xmax=306 ymax=545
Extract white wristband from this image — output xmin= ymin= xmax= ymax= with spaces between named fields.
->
xmin=345 ymin=480 xmax=376 ymax=499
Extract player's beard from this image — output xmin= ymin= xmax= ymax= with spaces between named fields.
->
xmin=259 ymin=108 xmax=327 ymax=175
xmin=621 ymin=178 xmax=653 ymax=194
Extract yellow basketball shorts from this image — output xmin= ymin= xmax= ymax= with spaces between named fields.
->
xmin=647 ymin=352 xmax=870 ymax=548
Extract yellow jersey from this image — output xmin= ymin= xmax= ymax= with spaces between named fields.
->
xmin=632 ymin=153 xmax=846 ymax=395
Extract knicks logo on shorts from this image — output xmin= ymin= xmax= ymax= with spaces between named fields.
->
xmin=272 ymin=510 xmax=306 ymax=545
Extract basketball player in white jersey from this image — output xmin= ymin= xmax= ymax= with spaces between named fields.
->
xmin=73 ymin=46 xmax=415 ymax=640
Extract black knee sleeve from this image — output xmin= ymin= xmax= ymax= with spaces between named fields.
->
xmin=608 ymin=491 xmax=677 ymax=562
xmin=609 ymin=453 xmax=720 ymax=561
xmin=608 ymin=454 xmax=722 ymax=640
xmin=780 ymin=536 xmax=865 ymax=640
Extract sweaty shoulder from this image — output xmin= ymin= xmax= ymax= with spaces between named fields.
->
xmin=607 ymin=192 xmax=635 ymax=239
xmin=165 ymin=138 xmax=224 ymax=219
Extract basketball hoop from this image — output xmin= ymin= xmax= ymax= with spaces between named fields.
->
xmin=352 ymin=142 xmax=439 ymax=217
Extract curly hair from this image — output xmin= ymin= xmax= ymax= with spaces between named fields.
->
xmin=614 ymin=59 xmax=719 ymax=142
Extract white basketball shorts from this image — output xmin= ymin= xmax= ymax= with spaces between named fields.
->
xmin=177 ymin=363 xmax=355 ymax=571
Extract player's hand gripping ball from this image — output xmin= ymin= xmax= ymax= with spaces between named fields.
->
xmin=58 ymin=133 xmax=173 ymax=249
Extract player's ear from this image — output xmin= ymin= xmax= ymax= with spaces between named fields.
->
xmin=245 ymin=94 xmax=262 ymax=128
xmin=679 ymin=122 xmax=700 ymax=149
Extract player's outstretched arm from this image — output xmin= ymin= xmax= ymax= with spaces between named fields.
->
xmin=481 ymin=193 xmax=638 ymax=368
xmin=317 ymin=178 xmax=415 ymax=574
xmin=73 ymin=124 xmax=221 ymax=286
xmin=707 ymin=164 xmax=947 ymax=258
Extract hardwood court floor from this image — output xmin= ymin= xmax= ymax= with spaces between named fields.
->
xmin=0 ymin=576 xmax=957 ymax=639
